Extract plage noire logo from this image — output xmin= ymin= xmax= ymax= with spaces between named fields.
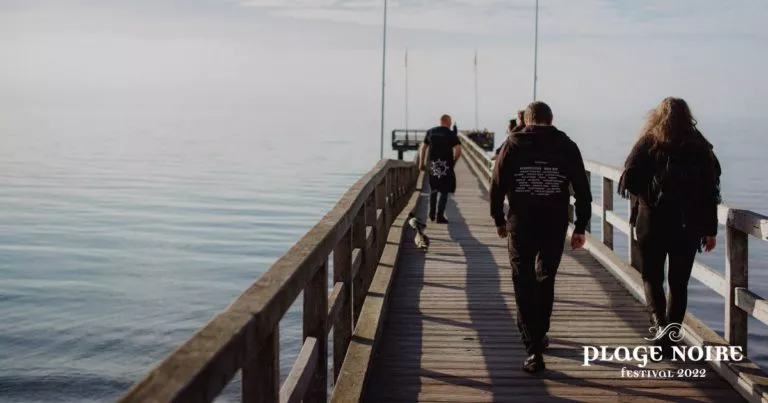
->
xmin=581 ymin=323 xmax=744 ymax=378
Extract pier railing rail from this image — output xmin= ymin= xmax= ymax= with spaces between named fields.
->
xmin=459 ymin=132 xmax=768 ymax=352
xmin=459 ymin=132 xmax=768 ymax=401
xmin=119 ymin=159 xmax=418 ymax=403
xmin=581 ymin=160 xmax=768 ymax=351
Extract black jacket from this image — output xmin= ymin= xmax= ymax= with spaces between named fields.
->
xmin=618 ymin=134 xmax=721 ymax=237
xmin=490 ymin=125 xmax=593 ymax=233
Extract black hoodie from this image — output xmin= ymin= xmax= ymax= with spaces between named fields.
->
xmin=490 ymin=125 xmax=593 ymax=234
xmin=617 ymin=133 xmax=722 ymax=237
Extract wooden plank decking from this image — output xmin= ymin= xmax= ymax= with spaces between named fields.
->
xmin=363 ymin=160 xmax=744 ymax=403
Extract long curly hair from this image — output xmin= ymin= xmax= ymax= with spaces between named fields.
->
xmin=640 ymin=97 xmax=709 ymax=150
xmin=625 ymin=97 xmax=722 ymax=206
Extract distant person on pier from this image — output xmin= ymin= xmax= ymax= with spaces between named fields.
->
xmin=490 ymin=101 xmax=592 ymax=373
xmin=419 ymin=114 xmax=462 ymax=223
xmin=492 ymin=110 xmax=526 ymax=160
xmin=618 ymin=97 xmax=722 ymax=356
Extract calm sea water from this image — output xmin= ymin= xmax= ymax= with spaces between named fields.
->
xmin=1 ymin=114 xmax=766 ymax=402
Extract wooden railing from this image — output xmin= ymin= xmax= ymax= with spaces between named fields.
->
xmin=119 ymin=159 xmax=418 ymax=403
xmin=459 ymin=131 xmax=768 ymax=354
xmin=582 ymin=160 xmax=768 ymax=354
xmin=460 ymin=131 xmax=768 ymax=401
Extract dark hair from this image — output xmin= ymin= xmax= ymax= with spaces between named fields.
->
xmin=639 ymin=97 xmax=709 ymax=150
xmin=508 ymin=119 xmax=516 ymax=131
xmin=524 ymin=101 xmax=553 ymax=125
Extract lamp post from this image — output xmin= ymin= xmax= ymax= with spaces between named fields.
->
xmin=533 ymin=0 xmax=539 ymax=101
xmin=379 ymin=0 xmax=388 ymax=159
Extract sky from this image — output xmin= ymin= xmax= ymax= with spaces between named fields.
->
xmin=1 ymin=0 xmax=767 ymax=153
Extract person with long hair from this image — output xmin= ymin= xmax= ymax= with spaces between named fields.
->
xmin=492 ymin=110 xmax=526 ymax=161
xmin=618 ymin=97 xmax=722 ymax=355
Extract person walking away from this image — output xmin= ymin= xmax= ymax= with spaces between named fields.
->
xmin=419 ymin=114 xmax=462 ymax=223
xmin=493 ymin=110 xmax=526 ymax=161
xmin=490 ymin=101 xmax=592 ymax=373
xmin=618 ymin=97 xmax=721 ymax=356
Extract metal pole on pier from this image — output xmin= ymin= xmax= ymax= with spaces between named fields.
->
xmin=379 ymin=0 xmax=388 ymax=159
xmin=533 ymin=0 xmax=539 ymax=101
xmin=474 ymin=49 xmax=479 ymax=130
xmin=405 ymin=48 xmax=409 ymax=134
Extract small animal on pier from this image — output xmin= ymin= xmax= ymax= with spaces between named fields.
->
xmin=407 ymin=213 xmax=429 ymax=250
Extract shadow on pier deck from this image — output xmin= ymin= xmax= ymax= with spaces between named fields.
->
xmin=362 ymin=160 xmax=739 ymax=402
xmin=119 ymin=134 xmax=768 ymax=403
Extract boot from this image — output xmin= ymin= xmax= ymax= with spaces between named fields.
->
xmin=523 ymin=354 xmax=545 ymax=373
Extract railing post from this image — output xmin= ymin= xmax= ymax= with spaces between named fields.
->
xmin=332 ymin=229 xmax=352 ymax=382
xmin=352 ymin=203 xmax=367 ymax=325
xmin=725 ymin=226 xmax=749 ymax=353
xmin=242 ymin=329 xmax=279 ymax=403
xmin=602 ymin=177 xmax=614 ymax=249
xmin=395 ymin=168 xmax=402 ymax=199
xmin=628 ymin=197 xmax=641 ymax=271
xmin=303 ymin=259 xmax=328 ymax=403
xmin=376 ymin=179 xmax=387 ymax=256
xmin=585 ymin=171 xmax=592 ymax=233
xmin=363 ymin=193 xmax=378 ymax=302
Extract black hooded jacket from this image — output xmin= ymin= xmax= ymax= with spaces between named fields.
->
xmin=617 ymin=132 xmax=722 ymax=237
xmin=490 ymin=125 xmax=593 ymax=234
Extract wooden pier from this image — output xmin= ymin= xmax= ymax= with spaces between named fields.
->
xmin=119 ymin=134 xmax=768 ymax=403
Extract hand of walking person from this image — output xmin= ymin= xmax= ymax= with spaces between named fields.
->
xmin=571 ymin=233 xmax=586 ymax=250
xmin=703 ymin=236 xmax=717 ymax=252
xmin=496 ymin=226 xmax=508 ymax=238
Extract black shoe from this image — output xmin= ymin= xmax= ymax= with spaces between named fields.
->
xmin=428 ymin=212 xmax=436 ymax=222
xmin=523 ymin=354 xmax=545 ymax=373
xmin=436 ymin=216 xmax=449 ymax=224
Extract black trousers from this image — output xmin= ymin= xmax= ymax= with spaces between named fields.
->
xmin=634 ymin=205 xmax=700 ymax=327
xmin=429 ymin=190 xmax=449 ymax=218
xmin=507 ymin=212 xmax=568 ymax=355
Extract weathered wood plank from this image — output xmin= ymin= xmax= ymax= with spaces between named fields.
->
xmin=735 ymin=288 xmax=768 ymax=327
xmin=332 ymin=228 xmax=352 ymax=381
xmin=586 ymin=159 xmax=768 ymax=240
xmin=331 ymin=173 xmax=425 ymax=403
xmin=303 ymin=260 xmax=328 ymax=403
xmin=242 ymin=330 xmax=279 ymax=403
xmin=350 ymin=248 xmax=362 ymax=279
xmin=602 ymin=177 xmax=614 ymax=249
xmin=327 ymin=282 xmax=345 ymax=333
xmin=352 ymin=202 xmax=368 ymax=326
xmin=362 ymin=157 xmax=750 ymax=403
xmin=279 ymin=337 xmax=319 ymax=403
xmin=118 ymin=159 xmax=414 ymax=402
xmin=692 ymin=261 xmax=726 ymax=297
xmin=725 ymin=226 xmax=749 ymax=351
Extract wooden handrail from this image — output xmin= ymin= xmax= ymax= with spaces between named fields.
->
xmin=458 ymin=132 xmax=768 ymax=401
xmin=458 ymin=132 xmax=768 ymax=350
xmin=119 ymin=159 xmax=418 ymax=403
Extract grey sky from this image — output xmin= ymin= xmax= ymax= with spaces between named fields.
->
xmin=2 ymin=0 xmax=767 ymax=141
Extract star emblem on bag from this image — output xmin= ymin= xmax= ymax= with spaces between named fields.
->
xmin=430 ymin=160 xmax=450 ymax=178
